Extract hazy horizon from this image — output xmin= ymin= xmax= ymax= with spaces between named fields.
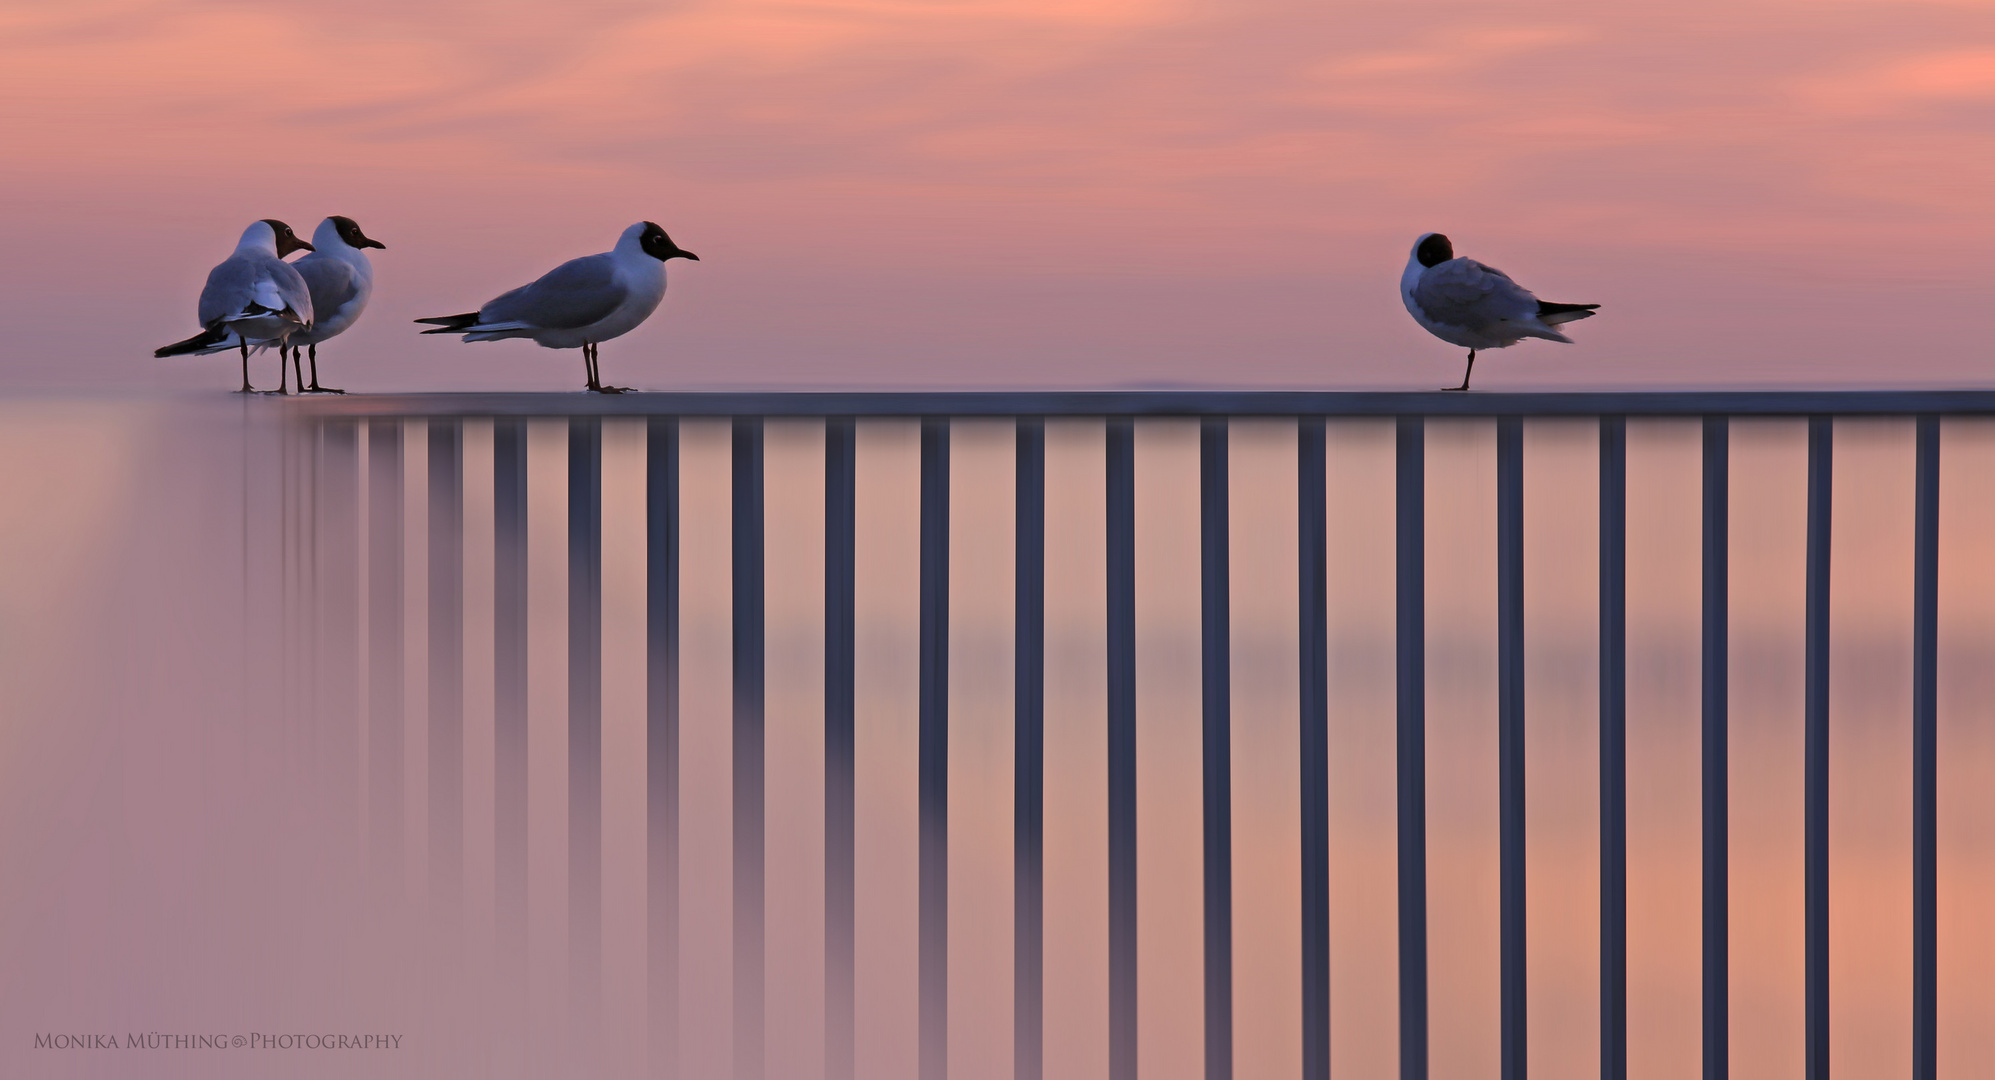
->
xmin=3 ymin=0 xmax=1992 ymax=394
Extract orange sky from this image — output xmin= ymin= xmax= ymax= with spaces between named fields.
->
xmin=2 ymin=0 xmax=1992 ymax=391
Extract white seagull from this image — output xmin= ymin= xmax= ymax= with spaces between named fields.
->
xmin=154 ymin=220 xmax=316 ymax=393
xmin=280 ymin=216 xmax=386 ymax=395
xmin=416 ymin=221 xmax=699 ymax=393
xmin=1401 ymin=233 xmax=1599 ymax=391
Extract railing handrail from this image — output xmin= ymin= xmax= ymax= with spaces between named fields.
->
xmin=298 ymin=388 xmax=1995 ymax=419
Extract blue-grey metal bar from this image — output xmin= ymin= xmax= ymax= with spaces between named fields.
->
xmin=311 ymin=389 xmax=1995 ymax=420
xmin=1497 ymin=417 xmax=1527 ymax=1080
xmin=920 ymin=418 xmax=951 ymax=1080
xmin=318 ymin=421 xmax=361 ymax=821
xmin=1701 ymin=416 xmax=1728 ymax=1080
xmin=1396 ymin=416 xmax=1429 ymax=1080
xmin=733 ymin=418 xmax=766 ymax=1080
xmin=1014 ymin=419 xmax=1047 ymax=1080
xmin=429 ymin=421 xmax=464 ymax=912
xmin=1106 ymin=419 xmax=1138 ymax=1080
xmin=1805 ymin=417 xmax=1832 ymax=1080
xmin=648 ymin=418 xmax=681 ymax=1077
xmin=1298 ymin=417 xmax=1330 ymax=1080
xmin=494 ymin=419 xmax=529 ymax=967
xmin=569 ymin=418 xmax=604 ymax=1019
xmin=825 ymin=417 xmax=857 ymax=1080
xmin=1200 ymin=418 xmax=1235 ymax=1080
xmin=1599 ymin=417 xmax=1628 ymax=1080
xmin=368 ymin=418 xmax=404 ymax=880
xmin=1912 ymin=415 xmax=1938 ymax=1080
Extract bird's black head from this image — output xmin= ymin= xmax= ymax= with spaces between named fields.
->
xmin=1416 ymin=233 xmax=1453 ymax=268
xmin=332 ymin=215 xmax=386 ymax=250
xmin=264 ymin=219 xmax=314 ymax=256
xmin=639 ymin=221 xmax=699 ymax=262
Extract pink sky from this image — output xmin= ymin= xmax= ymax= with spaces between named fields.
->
xmin=2 ymin=0 xmax=1992 ymax=392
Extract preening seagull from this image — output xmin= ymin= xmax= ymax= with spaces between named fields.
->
xmin=415 ymin=221 xmax=699 ymax=393
xmin=154 ymin=220 xmax=316 ymax=393
xmin=281 ymin=216 xmax=386 ymax=394
xmin=1401 ymin=233 xmax=1599 ymax=391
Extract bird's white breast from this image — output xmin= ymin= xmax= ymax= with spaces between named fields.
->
xmin=575 ymin=254 xmax=666 ymax=344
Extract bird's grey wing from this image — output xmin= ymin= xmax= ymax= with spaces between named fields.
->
xmin=1411 ymin=258 xmax=1538 ymax=328
xmin=196 ymin=256 xmax=260 ymax=328
xmin=480 ymin=253 xmax=625 ymax=330
xmin=271 ymin=260 xmax=314 ymax=325
xmin=295 ymin=254 xmax=361 ymax=320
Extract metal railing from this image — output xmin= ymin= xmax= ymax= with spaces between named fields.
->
xmin=299 ymin=389 xmax=1995 ymax=1080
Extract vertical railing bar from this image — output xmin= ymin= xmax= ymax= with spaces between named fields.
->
xmin=1701 ymin=415 xmax=1729 ymax=1080
xmin=569 ymin=417 xmax=604 ymax=1021
xmin=825 ymin=417 xmax=857 ymax=1080
xmin=1201 ymin=418 xmax=1236 ymax=1080
xmin=1911 ymin=415 xmax=1939 ymax=1080
xmin=1298 ymin=417 xmax=1331 ymax=1080
xmin=368 ymin=418 xmax=405 ymax=883
xmin=1396 ymin=416 xmax=1429 ymax=1080
xmin=319 ymin=421 xmax=360 ymax=842
xmin=1805 ymin=416 xmax=1832 ymax=1080
xmin=1497 ymin=417 xmax=1527 ymax=1080
xmin=429 ymin=420 xmax=465 ymax=916
xmin=1014 ymin=419 xmax=1047 ymax=1080
xmin=1106 ymin=418 xmax=1138 ymax=1080
xmin=648 ymin=417 xmax=682 ymax=1078
xmin=733 ymin=417 xmax=767 ymax=1080
xmin=1599 ymin=416 xmax=1628 ymax=1080
xmin=493 ymin=419 xmax=529 ymax=976
xmin=920 ymin=418 xmax=952 ymax=1080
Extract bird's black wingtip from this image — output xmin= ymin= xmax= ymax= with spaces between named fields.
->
xmin=415 ymin=312 xmax=480 ymax=335
xmin=154 ymin=326 xmax=227 ymax=358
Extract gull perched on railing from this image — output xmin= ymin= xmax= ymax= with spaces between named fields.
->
xmin=1401 ymin=233 xmax=1599 ymax=392
xmin=154 ymin=220 xmax=316 ymax=393
xmin=415 ymin=221 xmax=699 ymax=394
xmin=279 ymin=216 xmax=386 ymax=395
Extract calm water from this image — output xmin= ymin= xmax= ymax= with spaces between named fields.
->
xmin=2 ymin=397 xmax=1991 ymax=1079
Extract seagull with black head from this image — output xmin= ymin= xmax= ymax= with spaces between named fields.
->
xmin=280 ymin=215 xmax=387 ymax=394
xmin=416 ymin=221 xmax=699 ymax=393
xmin=154 ymin=219 xmax=316 ymax=393
xmin=1401 ymin=233 xmax=1599 ymax=391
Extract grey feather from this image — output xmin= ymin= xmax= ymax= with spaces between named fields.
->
xmin=1410 ymin=258 xmax=1538 ymax=330
xmin=294 ymin=255 xmax=361 ymax=325
xmin=196 ymin=253 xmax=312 ymax=329
xmin=479 ymin=253 xmax=626 ymax=331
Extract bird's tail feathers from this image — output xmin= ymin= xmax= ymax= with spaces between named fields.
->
xmin=154 ymin=326 xmax=229 ymax=358
xmin=1522 ymin=325 xmax=1576 ymax=344
xmin=1536 ymin=301 xmax=1600 ymax=327
xmin=416 ymin=312 xmax=481 ymax=334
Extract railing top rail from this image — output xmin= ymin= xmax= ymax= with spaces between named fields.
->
xmin=295 ymin=388 xmax=1995 ymax=419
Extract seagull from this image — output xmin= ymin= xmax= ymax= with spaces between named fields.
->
xmin=415 ymin=221 xmax=699 ymax=393
xmin=1401 ymin=233 xmax=1598 ymax=391
xmin=279 ymin=216 xmax=386 ymax=394
xmin=154 ymin=220 xmax=316 ymax=393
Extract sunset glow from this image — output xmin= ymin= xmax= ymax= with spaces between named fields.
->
xmin=2 ymin=0 xmax=1992 ymax=391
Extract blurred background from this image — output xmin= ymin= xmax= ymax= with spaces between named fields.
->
xmin=2 ymin=0 xmax=1992 ymax=392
